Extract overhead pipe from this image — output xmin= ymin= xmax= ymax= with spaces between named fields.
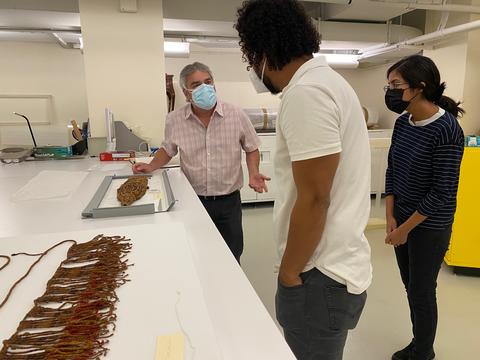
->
xmin=360 ymin=19 xmax=480 ymax=59
xmin=370 ymin=0 xmax=480 ymax=14
xmin=405 ymin=4 xmax=480 ymax=13
xmin=437 ymin=1 xmax=450 ymax=32
xmin=0 ymin=26 xmax=80 ymax=50
xmin=0 ymin=26 xmax=80 ymax=34
xmin=400 ymin=19 xmax=480 ymax=45
xmin=303 ymin=0 xmax=352 ymax=4
xmin=50 ymin=33 xmax=71 ymax=49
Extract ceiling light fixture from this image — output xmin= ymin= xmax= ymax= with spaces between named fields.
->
xmin=314 ymin=53 xmax=359 ymax=69
xmin=164 ymin=41 xmax=190 ymax=58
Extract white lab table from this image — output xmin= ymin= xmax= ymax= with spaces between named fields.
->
xmin=0 ymin=158 xmax=295 ymax=360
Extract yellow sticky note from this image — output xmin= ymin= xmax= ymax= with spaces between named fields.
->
xmin=155 ymin=332 xmax=185 ymax=360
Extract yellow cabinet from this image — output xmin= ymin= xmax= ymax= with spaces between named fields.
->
xmin=445 ymin=147 xmax=480 ymax=269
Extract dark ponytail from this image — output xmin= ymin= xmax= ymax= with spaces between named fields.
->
xmin=387 ymin=55 xmax=465 ymax=118
xmin=436 ymin=96 xmax=465 ymax=118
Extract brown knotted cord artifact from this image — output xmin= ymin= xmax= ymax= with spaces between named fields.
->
xmin=117 ymin=176 xmax=149 ymax=206
xmin=0 ymin=235 xmax=132 ymax=359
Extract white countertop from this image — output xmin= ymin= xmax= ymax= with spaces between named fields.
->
xmin=0 ymin=158 xmax=295 ymax=360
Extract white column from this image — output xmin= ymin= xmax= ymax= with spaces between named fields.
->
xmin=79 ymin=0 xmax=167 ymax=146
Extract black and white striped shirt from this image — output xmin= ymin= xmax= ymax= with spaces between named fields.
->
xmin=385 ymin=108 xmax=464 ymax=230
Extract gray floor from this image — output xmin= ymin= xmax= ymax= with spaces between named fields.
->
xmin=241 ymin=202 xmax=480 ymax=360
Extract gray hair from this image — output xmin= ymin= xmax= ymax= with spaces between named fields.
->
xmin=179 ymin=62 xmax=214 ymax=89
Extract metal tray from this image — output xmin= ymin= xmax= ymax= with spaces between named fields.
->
xmin=81 ymin=170 xmax=175 ymax=218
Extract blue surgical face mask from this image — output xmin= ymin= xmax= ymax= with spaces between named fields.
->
xmin=190 ymin=84 xmax=217 ymax=110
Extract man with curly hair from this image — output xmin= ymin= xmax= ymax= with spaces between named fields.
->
xmin=236 ymin=1 xmax=372 ymax=359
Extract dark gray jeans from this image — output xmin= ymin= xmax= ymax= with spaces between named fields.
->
xmin=276 ymin=267 xmax=367 ymax=360
xmin=199 ymin=191 xmax=243 ymax=262
xmin=394 ymin=224 xmax=452 ymax=358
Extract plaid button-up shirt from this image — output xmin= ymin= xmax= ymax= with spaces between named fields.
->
xmin=161 ymin=100 xmax=260 ymax=196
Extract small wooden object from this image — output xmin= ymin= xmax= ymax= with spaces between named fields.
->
xmin=166 ymin=74 xmax=175 ymax=112
xmin=71 ymin=120 xmax=82 ymax=140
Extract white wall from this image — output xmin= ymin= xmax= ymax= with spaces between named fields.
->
xmin=423 ymin=40 xmax=468 ymax=103
xmin=0 ymin=41 xmax=88 ymax=147
xmin=163 ymin=0 xmax=243 ymax=21
xmin=338 ymin=64 xmax=398 ymax=129
xmin=423 ymin=10 xmax=469 ymax=108
xmin=166 ymin=46 xmax=397 ymax=128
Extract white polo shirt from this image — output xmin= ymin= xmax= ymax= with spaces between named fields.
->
xmin=273 ymin=56 xmax=372 ymax=294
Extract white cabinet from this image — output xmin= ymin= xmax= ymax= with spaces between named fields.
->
xmin=241 ymin=133 xmax=277 ymax=203
xmin=240 ymin=131 xmax=392 ymax=204
xmin=368 ymin=131 xmax=392 ymax=195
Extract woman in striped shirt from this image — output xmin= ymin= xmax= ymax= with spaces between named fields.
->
xmin=384 ymin=55 xmax=464 ymax=360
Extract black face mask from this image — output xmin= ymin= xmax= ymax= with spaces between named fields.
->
xmin=385 ymin=89 xmax=410 ymax=114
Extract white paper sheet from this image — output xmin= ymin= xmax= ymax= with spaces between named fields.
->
xmin=11 ymin=170 xmax=88 ymax=201
xmin=0 ymin=224 xmax=222 ymax=360
xmin=101 ymin=163 xmax=128 ymax=171
xmin=88 ymin=163 xmax=128 ymax=172
xmin=99 ymin=174 xmax=168 ymax=212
